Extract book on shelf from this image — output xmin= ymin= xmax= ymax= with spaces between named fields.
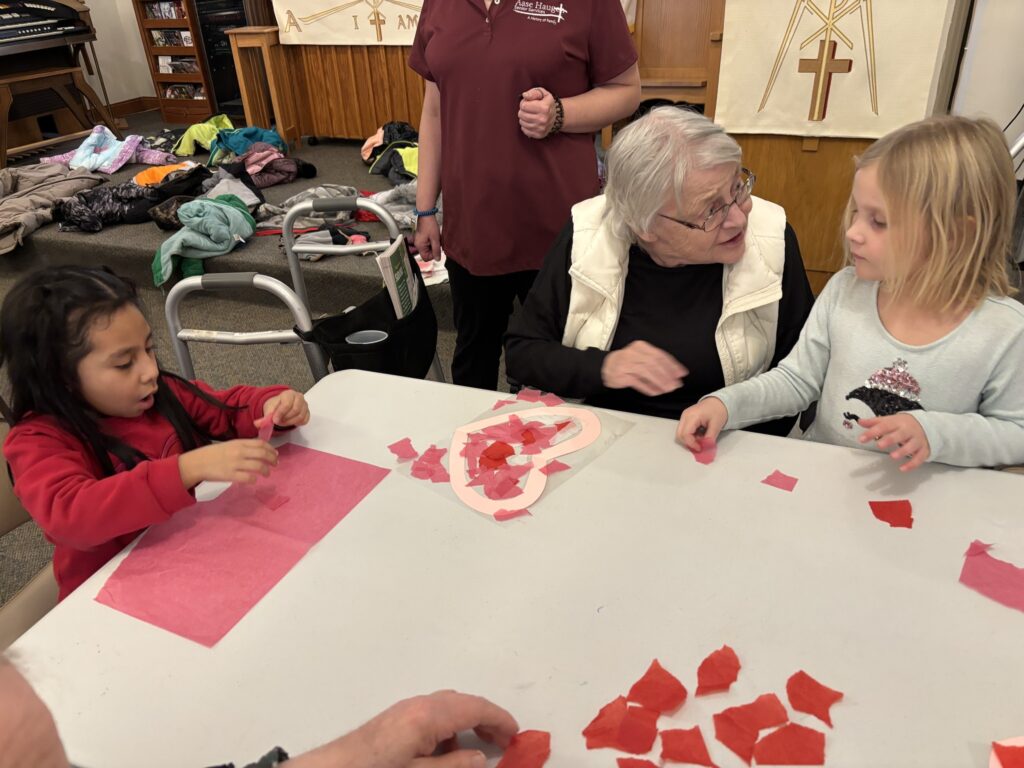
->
xmin=181 ymin=30 xmax=193 ymax=46
xmin=144 ymin=1 xmax=186 ymax=20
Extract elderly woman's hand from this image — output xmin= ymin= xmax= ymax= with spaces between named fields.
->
xmin=518 ymin=87 xmax=558 ymax=139
xmin=676 ymin=397 xmax=729 ymax=452
xmin=601 ymin=340 xmax=687 ymax=396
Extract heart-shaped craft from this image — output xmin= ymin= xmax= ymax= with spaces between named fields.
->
xmin=449 ymin=406 xmax=602 ymax=518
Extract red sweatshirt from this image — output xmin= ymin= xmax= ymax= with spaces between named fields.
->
xmin=3 ymin=377 xmax=287 ymax=600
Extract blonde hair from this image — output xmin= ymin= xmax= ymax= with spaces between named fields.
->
xmin=844 ymin=115 xmax=1017 ymax=314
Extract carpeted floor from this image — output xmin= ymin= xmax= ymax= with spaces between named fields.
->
xmin=0 ymin=111 xmax=512 ymax=609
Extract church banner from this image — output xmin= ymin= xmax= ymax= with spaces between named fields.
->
xmin=715 ymin=0 xmax=958 ymax=138
xmin=272 ymin=0 xmax=423 ymax=45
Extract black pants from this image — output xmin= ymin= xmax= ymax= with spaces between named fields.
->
xmin=446 ymin=256 xmax=538 ymax=390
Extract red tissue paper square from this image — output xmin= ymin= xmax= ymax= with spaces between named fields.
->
xmin=660 ymin=725 xmax=717 ymax=766
xmin=786 ymin=670 xmax=844 ymax=727
xmin=752 ymin=723 xmax=825 ymax=766
xmin=627 ymin=658 xmax=688 ymax=713
xmin=696 ymin=645 xmax=741 ymax=696
xmin=496 ymin=729 xmax=551 ymax=768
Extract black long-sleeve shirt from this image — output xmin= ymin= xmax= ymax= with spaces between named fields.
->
xmin=504 ymin=220 xmax=815 ymax=435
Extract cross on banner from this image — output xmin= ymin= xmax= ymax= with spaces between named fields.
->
xmin=798 ymin=39 xmax=852 ymax=121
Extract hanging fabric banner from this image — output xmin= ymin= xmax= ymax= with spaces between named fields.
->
xmin=272 ymin=0 xmax=423 ymax=45
xmin=715 ymin=0 xmax=958 ymax=138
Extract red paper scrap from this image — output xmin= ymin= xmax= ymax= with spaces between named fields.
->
xmin=95 ymin=444 xmax=389 ymax=647
xmin=696 ymin=645 xmax=740 ymax=696
xmin=494 ymin=508 xmax=531 ymax=522
xmin=496 ymin=729 xmax=550 ymax=768
xmin=517 ymin=388 xmax=543 ymax=402
xmin=411 ymin=445 xmax=449 ymax=483
xmin=959 ymin=540 xmax=1024 ymax=613
xmin=492 ymin=399 xmax=517 ymax=410
xmin=869 ymin=499 xmax=913 ymax=529
xmin=713 ymin=693 xmax=788 ymax=765
xmin=540 ymin=459 xmax=570 ymax=476
xmin=786 ymin=670 xmax=844 ymax=727
xmin=539 ymin=393 xmax=565 ymax=406
xmin=617 ymin=760 xmax=658 ymax=768
xmin=582 ymin=696 xmax=659 ymax=754
xmin=661 ymin=726 xmax=717 ymax=766
xmin=992 ymin=741 xmax=1024 ymax=768
xmin=761 ymin=470 xmax=798 ymax=492
xmin=258 ymin=404 xmax=276 ymax=442
xmin=480 ymin=441 xmax=515 ymax=469
xmin=387 ymin=437 xmax=418 ymax=462
xmin=627 ymin=658 xmax=688 ymax=713
xmin=752 ymin=723 xmax=825 ymax=766
xmin=692 ymin=437 xmax=717 ymax=465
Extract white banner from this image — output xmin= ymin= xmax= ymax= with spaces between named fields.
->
xmin=272 ymin=0 xmax=423 ymax=45
xmin=715 ymin=0 xmax=957 ymax=138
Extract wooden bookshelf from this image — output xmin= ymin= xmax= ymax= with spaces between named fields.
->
xmin=132 ymin=0 xmax=217 ymax=124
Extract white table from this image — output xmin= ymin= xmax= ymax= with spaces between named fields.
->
xmin=11 ymin=370 xmax=1024 ymax=767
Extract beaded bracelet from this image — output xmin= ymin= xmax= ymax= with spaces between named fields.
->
xmin=413 ymin=206 xmax=439 ymax=218
xmin=548 ymin=96 xmax=565 ymax=136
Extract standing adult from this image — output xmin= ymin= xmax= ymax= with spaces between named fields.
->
xmin=409 ymin=0 xmax=641 ymax=390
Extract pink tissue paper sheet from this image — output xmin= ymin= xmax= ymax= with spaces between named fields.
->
xmin=959 ymin=540 xmax=1024 ymax=614
xmin=95 ymin=444 xmax=390 ymax=646
xmin=761 ymin=469 xmax=798 ymax=492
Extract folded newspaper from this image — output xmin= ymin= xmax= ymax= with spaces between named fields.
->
xmin=376 ymin=237 xmax=419 ymax=319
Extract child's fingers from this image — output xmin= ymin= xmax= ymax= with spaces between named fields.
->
xmin=898 ymin=448 xmax=928 ymax=472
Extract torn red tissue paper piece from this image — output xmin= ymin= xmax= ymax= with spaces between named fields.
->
xmin=516 ymin=388 xmax=565 ymax=406
xmin=582 ymin=696 xmax=659 ymax=754
xmin=713 ymin=693 xmax=788 ymax=765
xmin=617 ymin=760 xmax=658 ymax=768
xmin=492 ymin=398 xmax=517 ymax=410
xmin=992 ymin=740 xmax=1024 ymax=768
xmin=761 ymin=470 xmax=798 ymax=492
xmin=540 ymin=459 xmax=570 ymax=476
xmin=692 ymin=437 xmax=717 ymax=465
xmin=258 ymin=404 xmax=276 ymax=442
xmin=696 ymin=645 xmax=740 ymax=696
xmin=959 ymin=540 xmax=1024 ymax=613
xmin=660 ymin=726 xmax=717 ymax=766
xmin=869 ymin=499 xmax=913 ymax=529
xmin=496 ymin=729 xmax=550 ymax=768
xmin=752 ymin=723 xmax=825 ymax=766
xmin=411 ymin=445 xmax=449 ymax=483
xmin=480 ymin=441 xmax=515 ymax=468
xmin=494 ymin=508 xmax=531 ymax=522
xmin=387 ymin=437 xmax=418 ymax=461
xmin=786 ymin=670 xmax=844 ymax=727
xmin=627 ymin=658 xmax=688 ymax=712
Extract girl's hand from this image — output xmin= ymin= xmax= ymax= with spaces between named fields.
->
xmin=178 ymin=440 xmax=279 ymax=488
xmin=257 ymin=390 xmax=310 ymax=429
xmin=857 ymin=413 xmax=931 ymax=472
xmin=415 ymin=214 xmax=442 ymax=263
xmin=676 ymin=397 xmax=728 ymax=452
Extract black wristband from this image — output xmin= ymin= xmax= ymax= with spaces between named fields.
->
xmin=548 ymin=96 xmax=564 ymax=136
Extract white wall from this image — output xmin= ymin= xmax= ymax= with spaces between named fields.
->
xmin=952 ymin=0 xmax=1024 ymax=177
xmin=84 ymin=2 xmax=156 ymax=104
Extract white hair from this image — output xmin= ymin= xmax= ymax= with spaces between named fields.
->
xmin=603 ymin=106 xmax=742 ymax=241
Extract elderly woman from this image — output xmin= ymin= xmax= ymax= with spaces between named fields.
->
xmin=505 ymin=107 xmax=814 ymax=433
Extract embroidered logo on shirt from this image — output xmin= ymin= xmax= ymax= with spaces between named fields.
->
xmin=513 ymin=0 xmax=568 ymax=24
xmin=842 ymin=358 xmax=924 ymax=429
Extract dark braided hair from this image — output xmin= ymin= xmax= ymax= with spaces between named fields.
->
xmin=0 ymin=266 xmax=237 ymax=476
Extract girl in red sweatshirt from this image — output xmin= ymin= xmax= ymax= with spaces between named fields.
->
xmin=1 ymin=266 xmax=310 ymax=600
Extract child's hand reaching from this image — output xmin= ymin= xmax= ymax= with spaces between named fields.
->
xmin=257 ymin=390 xmax=310 ymax=429
xmin=178 ymin=440 xmax=279 ymax=488
xmin=857 ymin=413 xmax=931 ymax=472
xmin=676 ymin=397 xmax=729 ymax=452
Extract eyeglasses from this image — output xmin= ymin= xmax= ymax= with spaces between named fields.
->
xmin=657 ymin=168 xmax=756 ymax=233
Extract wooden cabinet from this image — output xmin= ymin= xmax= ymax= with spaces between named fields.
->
xmin=130 ymin=0 xmax=217 ymax=124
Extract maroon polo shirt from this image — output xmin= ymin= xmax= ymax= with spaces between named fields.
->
xmin=409 ymin=0 xmax=637 ymax=276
